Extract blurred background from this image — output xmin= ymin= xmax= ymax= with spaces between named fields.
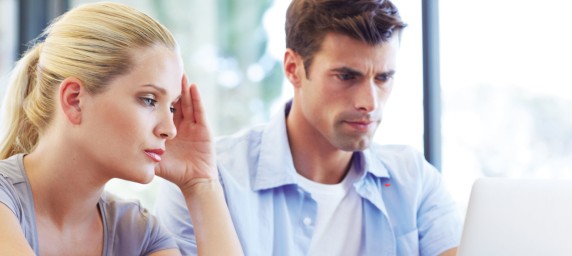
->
xmin=1 ymin=0 xmax=571 ymax=215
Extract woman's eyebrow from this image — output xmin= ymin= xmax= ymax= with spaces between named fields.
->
xmin=140 ymin=84 xmax=167 ymax=95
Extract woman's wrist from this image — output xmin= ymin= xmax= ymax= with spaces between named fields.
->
xmin=179 ymin=177 xmax=221 ymax=198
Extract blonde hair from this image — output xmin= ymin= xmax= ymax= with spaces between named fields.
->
xmin=0 ymin=2 xmax=178 ymax=159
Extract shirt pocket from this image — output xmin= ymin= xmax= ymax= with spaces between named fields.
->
xmin=396 ymin=229 xmax=420 ymax=256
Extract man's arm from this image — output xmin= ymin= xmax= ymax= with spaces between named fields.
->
xmin=413 ymin=148 xmax=463 ymax=255
xmin=440 ymin=247 xmax=457 ymax=256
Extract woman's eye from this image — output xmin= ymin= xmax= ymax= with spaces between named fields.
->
xmin=170 ymin=106 xmax=176 ymax=113
xmin=141 ymin=97 xmax=157 ymax=107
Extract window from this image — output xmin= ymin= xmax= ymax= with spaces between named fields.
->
xmin=440 ymin=0 xmax=572 ymax=210
xmin=375 ymin=0 xmax=424 ymax=151
xmin=0 ymin=0 xmax=17 ymax=100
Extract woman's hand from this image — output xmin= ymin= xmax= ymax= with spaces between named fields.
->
xmin=154 ymin=75 xmax=244 ymax=256
xmin=155 ymin=75 xmax=217 ymax=188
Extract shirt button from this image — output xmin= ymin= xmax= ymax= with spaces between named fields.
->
xmin=303 ymin=217 xmax=312 ymax=226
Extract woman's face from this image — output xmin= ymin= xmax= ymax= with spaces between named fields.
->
xmin=79 ymin=45 xmax=183 ymax=184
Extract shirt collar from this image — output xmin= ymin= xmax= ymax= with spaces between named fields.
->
xmin=253 ymin=101 xmax=298 ymax=190
xmin=252 ymin=101 xmax=391 ymax=191
xmin=361 ymin=146 xmax=391 ymax=179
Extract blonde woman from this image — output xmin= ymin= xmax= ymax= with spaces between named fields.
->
xmin=0 ymin=2 xmax=242 ymax=255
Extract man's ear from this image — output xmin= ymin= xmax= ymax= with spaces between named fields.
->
xmin=284 ymin=49 xmax=305 ymax=88
xmin=59 ymin=77 xmax=84 ymax=125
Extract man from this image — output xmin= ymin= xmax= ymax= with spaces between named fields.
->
xmin=156 ymin=0 xmax=461 ymax=255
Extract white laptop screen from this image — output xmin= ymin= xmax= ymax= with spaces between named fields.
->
xmin=457 ymin=178 xmax=572 ymax=256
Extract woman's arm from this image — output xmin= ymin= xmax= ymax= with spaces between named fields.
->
xmin=155 ymin=76 xmax=242 ymax=256
xmin=0 ymin=204 xmax=36 ymax=255
xmin=180 ymin=178 xmax=241 ymax=255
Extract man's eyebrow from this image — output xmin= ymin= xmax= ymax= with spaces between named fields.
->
xmin=331 ymin=67 xmax=363 ymax=76
xmin=141 ymin=84 xmax=167 ymax=95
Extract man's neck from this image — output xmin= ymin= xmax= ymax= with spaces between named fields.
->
xmin=293 ymin=145 xmax=353 ymax=184
xmin=286 ymin=107 xmax=354 ymax=184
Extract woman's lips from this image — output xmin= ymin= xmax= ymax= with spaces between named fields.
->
xmin=144 ymin=149 xmax=164 ymax=162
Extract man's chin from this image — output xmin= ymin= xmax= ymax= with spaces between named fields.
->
xmin=335 ymin=138 xmax=372 ymax=152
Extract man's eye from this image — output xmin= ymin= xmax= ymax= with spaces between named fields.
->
xmin=377 ymin=74 xmax=393 ymax=82
xmin=337 ymin=73 xmax=355 ymax=81
xmin=141 ymin=97 xmax=157 ymax=107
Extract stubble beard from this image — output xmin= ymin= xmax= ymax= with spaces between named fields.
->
xmin=330 ymin=122 xmax=377 ymax=152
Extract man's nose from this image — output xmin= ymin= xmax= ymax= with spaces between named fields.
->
xmin=354 ymin=80 xmax=378 ymax=112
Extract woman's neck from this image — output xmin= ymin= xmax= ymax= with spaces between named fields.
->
xmin=23 ymin=143 xmax=107 ymax=226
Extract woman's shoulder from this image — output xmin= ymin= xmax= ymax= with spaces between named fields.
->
xmin=0 ymin=154 xmax=26 ymax=183
xmin=0 ymin=154 xmax=38 ymax=250
xmin=99 ymin=192 xmax=150 ymax=227
xmin=98 ymin=192 xmax=178 ymax=254
xmin=0 ymin=154 xmax=31 ymax=210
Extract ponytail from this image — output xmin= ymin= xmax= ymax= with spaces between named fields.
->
xmin=0 ymin=43 xmax=43 ymax=159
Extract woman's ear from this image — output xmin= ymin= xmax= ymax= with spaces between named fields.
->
xmin=59 ymin=77 xmax=84 ymax=125
xmin=283 ymin=49 xmax=305 ymax=88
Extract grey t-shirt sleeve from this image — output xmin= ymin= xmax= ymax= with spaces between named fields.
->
xmin=143 ymin=208 xmax=180 ymax=254
xmin=0 ymin=174 xmax=18 ymax=217
xmin=0 ymin=155 xmax=41 ymax=254
xmin=101 ymin=192 xmax=179 ymax=255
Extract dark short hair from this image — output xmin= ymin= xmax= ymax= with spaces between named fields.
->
xmin=285 ymin=0 xmax=407 ymax=75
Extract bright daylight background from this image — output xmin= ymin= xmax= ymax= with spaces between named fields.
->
xmin=1 ymin=0 xmax=571 ymax=217
xmin=440 ymin=0 xmax=572 ymax=212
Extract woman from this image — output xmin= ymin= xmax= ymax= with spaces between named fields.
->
xmin=0 ymin=2 xmax=242 ymax=255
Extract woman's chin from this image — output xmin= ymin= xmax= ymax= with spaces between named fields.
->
xmin=124 ymin=168 xmax=156 ymax=184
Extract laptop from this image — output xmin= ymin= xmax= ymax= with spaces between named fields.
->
xmin=457 ymin=178 xmax=572 ymax=256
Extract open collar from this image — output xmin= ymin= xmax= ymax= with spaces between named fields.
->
xmin=252 ymin=101 xmax=391 ymax=191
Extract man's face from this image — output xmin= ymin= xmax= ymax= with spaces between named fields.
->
xmin=289 ymin=32 xmax=400 ymax=152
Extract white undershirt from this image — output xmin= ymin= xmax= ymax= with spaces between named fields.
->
xmin=297 ymin=162 xmax=364 ymax=256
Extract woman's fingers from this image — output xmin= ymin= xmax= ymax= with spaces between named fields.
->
xmin=179 ymin=74 xmax=194 ymax=122
xmin=178 ymin=74 xmax=207 ymax=126
xmin=189 ymin=83 xmax=207 ymax=125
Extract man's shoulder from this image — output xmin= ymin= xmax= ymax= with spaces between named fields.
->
xmin=215 ymin=123 xmax=267 ymax=156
